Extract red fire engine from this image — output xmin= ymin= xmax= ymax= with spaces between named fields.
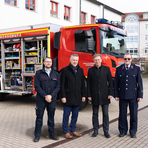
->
xmin=0 ymin=19 xmax=127 ymax=108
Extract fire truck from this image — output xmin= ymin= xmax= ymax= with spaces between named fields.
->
xmin=0 ymin=19 xmax=127 ymax=108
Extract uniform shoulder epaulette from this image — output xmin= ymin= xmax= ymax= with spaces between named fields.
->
xmin=135 ymin=64 xmax=140 ymax=67
xmin=116 ymin=64 xmax=122 ymax=68
xmin=116 ymin=65 xmax=120 ymax=68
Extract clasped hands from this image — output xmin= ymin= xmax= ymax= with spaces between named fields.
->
xmin=45 ymin=95 xmax=52 ymax=103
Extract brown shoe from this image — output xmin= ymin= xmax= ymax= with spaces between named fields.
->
xmin=71 ymin=132 xmax=82 ymax=137
xmin=65 ymin=133 xmax=73 ymax=139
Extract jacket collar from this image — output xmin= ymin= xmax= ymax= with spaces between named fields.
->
xmin=42 ymin=66 xmax=53 ymax=73
xmin=121 ymin=63 xmax=134 ymax=73
xmin=69 ymin=63 xmax=79 ymax=70
xmin=68 ymin=64 xmax=79 ymax=76
xmin=93 ymin=65 xmax=103 ymax=78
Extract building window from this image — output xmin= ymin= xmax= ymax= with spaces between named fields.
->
xmin=91 ymin=15 xmax=95 ymax=24
xmin=64 ymin=6 xmax=70 ymax=21
xmin=50 ymin=1 xmax=58 ymax=17
xmin=145 ymin=35 xmax=148 ymax=41
xmin=25 ymin=0 xmax=35 ymax=11
xmin=5 ymin=0 xmax=17 ymax=6
xmin=125 ymin=25 xmax=138 ymax=33
xmin=81 ymin=12 xmax=86 ymax=24
xmin=126 ymin=36 xmax=138 ymax=43
xmin=143 ymin=13 xmax=148 ymax=19
xmin=145 ymin=48 xmax=148 ymax=54
xmin=134 ymin=49 xmax=138 ymax=54
xmin=127 ymin=48 xmax=138 ymax=55
xmin=146 ymin=24 xmax=148 ymax=29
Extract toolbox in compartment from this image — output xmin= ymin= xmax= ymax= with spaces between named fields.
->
xmin=34 ymin=64 xmax=42 ymax=72
xmin=26 ymin=57 xmax=37 ymax=64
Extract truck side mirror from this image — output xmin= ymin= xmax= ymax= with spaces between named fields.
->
xmin=54 ymin=32 xmax=61 ymax=49
xmin=84 ymin=30 xmax=94 ymax=53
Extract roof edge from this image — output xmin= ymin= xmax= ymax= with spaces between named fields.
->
xmin=88 ymin=0 xmax=125 ymax=15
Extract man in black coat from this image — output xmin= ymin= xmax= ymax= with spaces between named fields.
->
xmin=61 ymin=54 xmax=86 ymax=139
xmin=114 ymin=53 xmax=143 ymax=138
xmin=87 ymin=54 xmax=113 ymax=138
xmin=34 ymin=57 xmax=60 ymax=142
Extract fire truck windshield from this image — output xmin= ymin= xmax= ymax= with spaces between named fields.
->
xmin=99 ymin=29 xmax=127 ymax=58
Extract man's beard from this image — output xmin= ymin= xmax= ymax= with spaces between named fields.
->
xmin=45 ymin=66 xmax=51 ymax=69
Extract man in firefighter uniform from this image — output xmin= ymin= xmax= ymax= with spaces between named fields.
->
xmin=114 ymin=53 xmax=143 ymax=138
xmin=34 ymin=57 xmax=60 ymax=142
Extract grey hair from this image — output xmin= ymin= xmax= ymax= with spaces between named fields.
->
xmin=70 ymin=54 xmax=79 ymax=60
xmin=124 ymin=53 xmax=132 ymax=59
xmin=93 ymin=54 xmax=102 ymax=59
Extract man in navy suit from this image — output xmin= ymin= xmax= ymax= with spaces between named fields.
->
xmin=114 ymin=53 xmax=143 ymax=138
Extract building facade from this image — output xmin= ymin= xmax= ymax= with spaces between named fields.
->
xmin=122 ymin=12 xmax=148 ymax=72
xmin=122 ymin=12 xmax=148 ymax=58
xmin=0 ymin=0 xmax=124 ymax=30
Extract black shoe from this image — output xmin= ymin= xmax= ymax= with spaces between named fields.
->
xmin=104 ymin=132 xmax=110 ymax=138
xmin=50 ymin=135 xmax=59 ymax=140
xmin=119 ymin=133 xmax=126 ymax=137
xmin=130 ymin=134 xmax=136 ymax=138
xmin=34 ymin=137 xmax=40 ymax=142
xmin=92 ymin=132 xmax=98 ymax=137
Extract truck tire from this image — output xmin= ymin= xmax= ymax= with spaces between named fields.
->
xmin=0 ymin=93 xmax=8 ymax=101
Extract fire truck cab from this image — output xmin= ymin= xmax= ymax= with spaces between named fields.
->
xmin=55 ymin=19 xmax=127 ymax=77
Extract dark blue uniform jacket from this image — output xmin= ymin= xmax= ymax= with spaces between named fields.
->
xmin=35 ymin=67 xmax=60 ymax=101
xmin=114 ymin=63 xmax=143 ymax=100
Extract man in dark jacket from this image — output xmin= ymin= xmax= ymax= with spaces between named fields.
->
xmin=61 ymin=54 xmax=86 ymax=139
xmin=87 ymin=54 xmax=113 ymax=138
xmin=34 ymin=57 xmax=60 ymax=142
xmin=114 ymin=53 xmax=143 ymax=138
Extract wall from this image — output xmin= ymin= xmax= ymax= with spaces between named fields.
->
xmin=104 ymin=9 xmax=122 ymax=22
xmin=0 ymin=0 xmax=43 ymax=29
xmin=139 ymin=21 xmax=148 ymax=57
xmin=0 ymin=0 xmax=123 ymax=30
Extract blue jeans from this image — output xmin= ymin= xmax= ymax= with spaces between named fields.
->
xmin=34 ymin=100 xmax=56 ymax=137
xmin=62 ymin=105 xmax=80 ymax=134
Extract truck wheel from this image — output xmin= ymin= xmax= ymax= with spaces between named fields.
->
xmin=79 ymin=98 xmax=88 ymax=110
xmin=0 ymin=93 xmax=8 ymax=101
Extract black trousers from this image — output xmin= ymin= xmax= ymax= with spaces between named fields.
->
xmin=34 ymin=100 xmax=56 ymax=137
xmin=119 ymin=99 xmax=138 ymax=135
xmin=92 ymin=104 xmax=109 ymax=133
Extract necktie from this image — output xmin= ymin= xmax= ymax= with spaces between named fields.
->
xmin=126 ymin=67 xmax=129 ymax=70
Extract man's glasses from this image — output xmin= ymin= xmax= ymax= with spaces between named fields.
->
xmin=44 ymin=61 xmax=52 ymax=63
xmin=124 ymin=58 xmax=131 ymax=61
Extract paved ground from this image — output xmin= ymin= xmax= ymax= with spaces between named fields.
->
xmin=0 ymin=78 xmax=148 ymax=148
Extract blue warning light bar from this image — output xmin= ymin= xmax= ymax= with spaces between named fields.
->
xmin=96 ymin=18 xmax=124 ymax=29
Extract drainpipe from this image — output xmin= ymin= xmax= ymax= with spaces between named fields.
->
xmin=80 ymin=0 xmax=81 ymax=25
xmin=102 ymin=4 xmax=104 ymax=19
